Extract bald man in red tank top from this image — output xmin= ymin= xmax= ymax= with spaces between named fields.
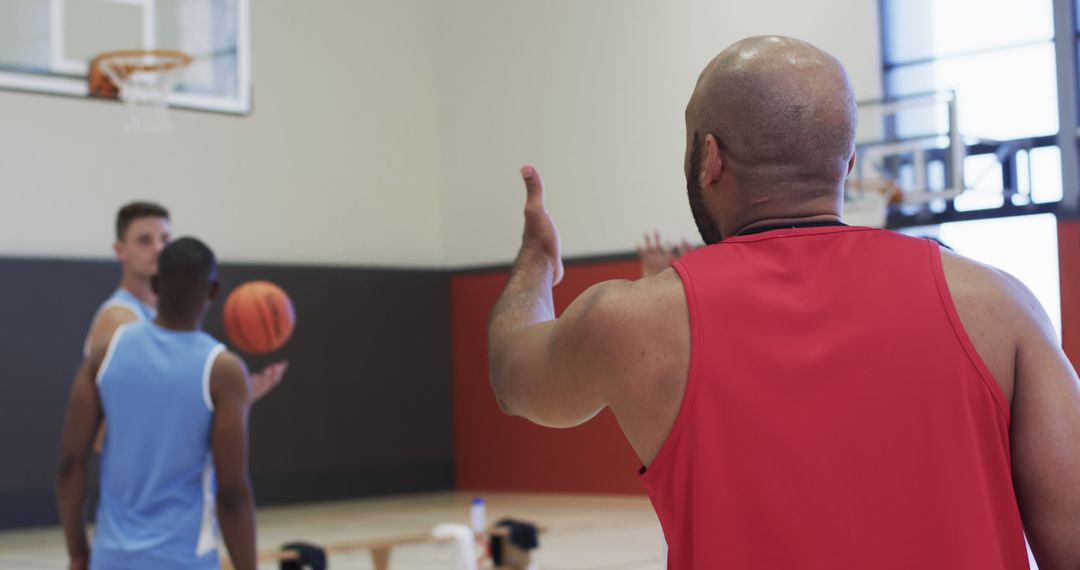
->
xmin=487 ymin=36 xmax=1080 ymax=569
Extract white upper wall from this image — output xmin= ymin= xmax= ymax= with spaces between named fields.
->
xmin=435 ymin=0 xmax=882 ymax=266
xmin=0 ymin=0 xmax=880 ymax=267
xmin=0 ymin=0 xmax=444 ymax=266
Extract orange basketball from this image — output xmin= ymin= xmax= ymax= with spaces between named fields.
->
xmin=223 ymin=281 xmax=296 ymax=354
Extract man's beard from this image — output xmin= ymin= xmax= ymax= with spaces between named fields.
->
xmin=686 ymin=133 xmax=724 ymax=245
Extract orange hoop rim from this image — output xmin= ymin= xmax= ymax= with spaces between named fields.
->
xmin=94 ymin=49 xmax=193 ymax=76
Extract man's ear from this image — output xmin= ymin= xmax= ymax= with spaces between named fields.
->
xmin=703 ymin=133 xmax=725 ymax=186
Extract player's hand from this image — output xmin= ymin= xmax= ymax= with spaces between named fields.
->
xmin=69 ymin=556 xmax=89 ymax=570
xmin=251 ymin=361 xmax=288 ymax=402
xmin=637 ymin=231 xmax=693 ymax=278
xmin=518 ymin=165 xmax=564 ymax=285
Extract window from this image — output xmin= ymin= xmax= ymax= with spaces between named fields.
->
xmin=880 ymin=0 xmax=1065 ymax=221
xmin=901 ymin=213 xmax=1062 ymax=340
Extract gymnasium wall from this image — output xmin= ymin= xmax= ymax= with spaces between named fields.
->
xmin=27 ymin=0 xmax=1080 ymax=528
xmin=1059 ymin=220 xmax=1080 ymax=370
xmin=0 ymin=0 xmax=446 ymax=267
xmin=0 ymin=0 xmax=880 ymax=268
xmin=0 ymin=259 xmax=453 ymax=529
xmin=434 ymin=0 xmax=884 ymax=267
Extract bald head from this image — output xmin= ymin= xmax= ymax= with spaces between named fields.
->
xmin=688 ymin=36 xmax=856 ymax=189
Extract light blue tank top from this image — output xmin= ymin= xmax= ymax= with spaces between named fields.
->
xmin=93 ymin=321 xmax=225 ymax=570
xmin=83 ymin=289 xmax=157 ymax=357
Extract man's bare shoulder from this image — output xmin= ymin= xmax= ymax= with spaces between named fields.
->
xmin=575 ymin=268 xmax=686 ymax=328
xmin=85 ymin=305 xmax=139 ymax=358
xmin=211 ymin=350 xmax=249 ymax=386
xmin=211 ymin=349 xmax=247 ymax=374
xmin=101 ymin=303 xmax=139 ymax=322
xmin=623 ymin=267 xmax=688 ymax=321
xmin=938 ymin=246 xmax=1052 ymax=402
xmin=566 ymin=268 xmax=688 ymax=377
xmin=87 ymin=305 xmax=139 ymax=340
xmin=939 ymin=246 xmax=1044 ymax=327
xmin=568 ymin=269 xmax=690 ymax=462
xmin=210 ymin=350 xmax=251 ymax=404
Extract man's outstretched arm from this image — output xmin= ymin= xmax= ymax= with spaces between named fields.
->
xmin=488 ymin=166 xmax=636 ymax=428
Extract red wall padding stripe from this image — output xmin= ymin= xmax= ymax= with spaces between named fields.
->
xmin=451 ymin=259 xmax=647 ymax=493
xmin=1058 ymin=219 xmax=1080 ymax=370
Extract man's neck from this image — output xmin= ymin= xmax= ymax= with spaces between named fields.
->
xmin=153 ymin=315 xmax=202 ymax=332
xmin=119 ymin=273 xmax=156 ymax=307
xmin=729 ymin=213 xmax=843 ymax=238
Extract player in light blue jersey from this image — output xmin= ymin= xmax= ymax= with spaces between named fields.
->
xmin=59 ymin=237 xmax=256 ymax=570
xmin=83 ymin=202 xmax=286 ymax=397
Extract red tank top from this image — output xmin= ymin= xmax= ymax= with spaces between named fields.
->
xmin=640 ymin=225 xmax=1028 ymax=569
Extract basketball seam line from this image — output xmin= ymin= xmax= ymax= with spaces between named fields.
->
xmin=252 ymin=286 xmax=276 ymax=351
xmin=228 ymin=297 xmax=256 ymax=353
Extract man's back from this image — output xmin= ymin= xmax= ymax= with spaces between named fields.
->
xmin=94 ymin=321 xmax=224 ymax=570
xmin=488 ymin=36 xmax=1080 ymax=570
xmin=640 ymin=225 xmax=1027 ymax=568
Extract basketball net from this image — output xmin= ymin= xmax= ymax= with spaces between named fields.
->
xmin=93 ymin=50 xmax=192 ymax=133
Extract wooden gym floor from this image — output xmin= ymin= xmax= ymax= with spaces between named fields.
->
xmin=0 ymin=492 xmax=666 ymax=569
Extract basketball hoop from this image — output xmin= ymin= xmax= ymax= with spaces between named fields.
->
xmin=89 ymin=49 xmax=193 ymax=133
xmin=843 ymin=177 xmax=903 ymax=228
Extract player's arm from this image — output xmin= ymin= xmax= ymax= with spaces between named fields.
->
xmin=490 ymin=277 xmax=630 ymax=427
xmin=488 ymin=166 xmax=636 ymax=427
xmin=210 ymin=351 xmax=257 ymax=570
xmin=56 ymin=345 xmax=106 ymax=570
xmin=1004 ymin=273 xmax=1080 ymax=567
xmin=84 ymin=306 xmax=138 ymax=451
xmin=84 ymin=306 xmax=138 ymax=358
xmin=249 ymin=360 xmax=288 ymax=403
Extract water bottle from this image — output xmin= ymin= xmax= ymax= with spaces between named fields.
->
xmin=470 ymin=496 xmax=487 ymax=534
